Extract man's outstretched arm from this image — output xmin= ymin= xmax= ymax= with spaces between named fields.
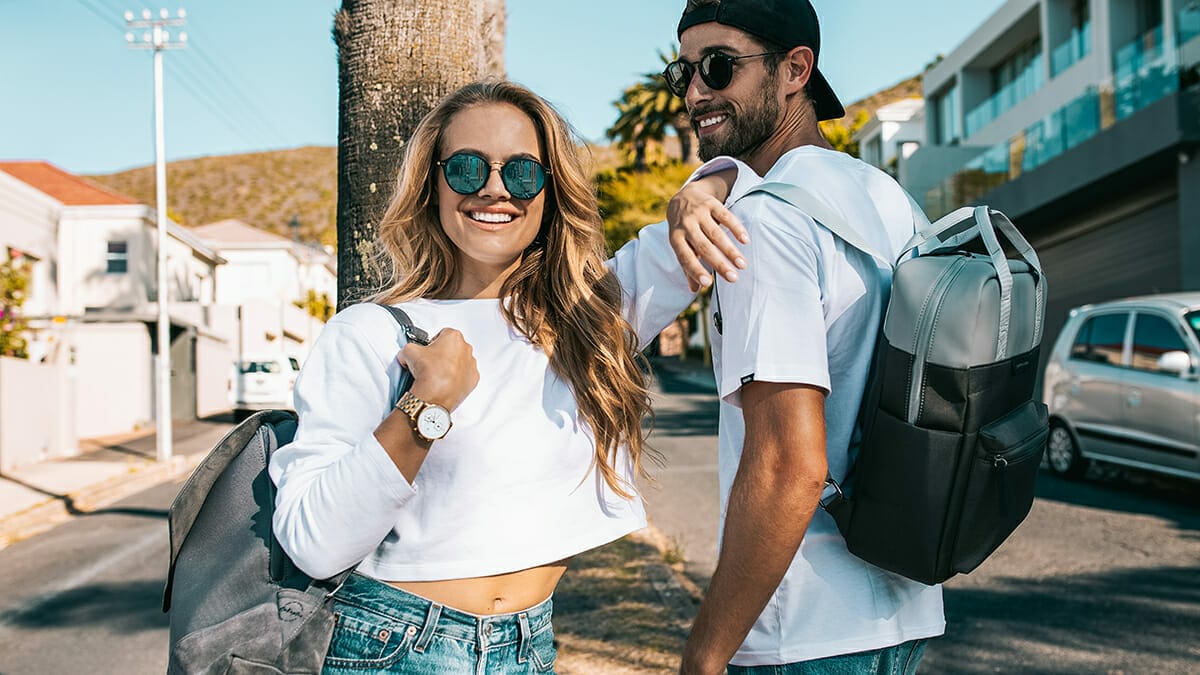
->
xmin=680 ymin=381 xmax=829 ymax=675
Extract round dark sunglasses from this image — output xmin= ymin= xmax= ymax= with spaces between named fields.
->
xmin=436 ymin=152 xmax=550 ymax=200
xmin=663 ymin=51 xmax=786 ymax=97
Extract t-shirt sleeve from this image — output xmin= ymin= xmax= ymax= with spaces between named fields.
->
xmin=716 ymin=199 xmax=830 ymax=407
xmin=268 ymin=305 xmax=417 ymax=580
xmin=606 ymin=219 xmax=697 ymax=350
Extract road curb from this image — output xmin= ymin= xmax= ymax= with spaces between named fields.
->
xmin=0 ymin=452 xmax=205 ymax=551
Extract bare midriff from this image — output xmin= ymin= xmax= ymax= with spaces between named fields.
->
xmin=386 ymin=559 xmax=569 ymax=615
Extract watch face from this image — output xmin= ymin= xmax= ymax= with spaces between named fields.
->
xmin=416 ymin=405 xmax=451 ymax=440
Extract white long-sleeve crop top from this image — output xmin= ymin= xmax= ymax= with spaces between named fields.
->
xmin=269 ymin=219 xmax=695 ymax=581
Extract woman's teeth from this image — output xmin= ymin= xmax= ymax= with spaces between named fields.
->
xmin=469 ymin=212 xmax=514 ymax=224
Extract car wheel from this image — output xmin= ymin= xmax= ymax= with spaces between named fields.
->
xmin=1046 ymin=422 xmax=1087 ymax=480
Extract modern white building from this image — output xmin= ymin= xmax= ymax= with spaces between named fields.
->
xmin=0 ymin=161 xmax=232 ymax=471
xmin=903 ymin=0 xmax=1200 ymax=365
xmin=854 ymin=98 xmax=926 ymax=178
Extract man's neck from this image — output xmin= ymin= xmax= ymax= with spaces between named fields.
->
xmin=743 ymin=104 xmax=835 ymax=176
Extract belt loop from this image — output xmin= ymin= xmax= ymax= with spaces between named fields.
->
xmin=516 ymin=612 xmax=531 ymax=664
xmin=412 ymin=601 xmax=442 ymax=653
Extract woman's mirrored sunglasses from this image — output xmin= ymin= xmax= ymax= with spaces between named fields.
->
xmin=663 ymin=51 xmax=786 ymax=98
xmin=436 ymin=152 xmax=549 ymax=200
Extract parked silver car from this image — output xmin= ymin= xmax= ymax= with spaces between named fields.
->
xmin=1043 ymin=293 xmax=1200 ymax=482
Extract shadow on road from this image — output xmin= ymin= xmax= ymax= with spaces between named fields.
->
xmin=1 ymin=579 xmax=166 ymax=633
xmin=926 ymin=564 xmax=1200 ymax=673
xmin=1035 ymin=470 xmax=1200 ymax=534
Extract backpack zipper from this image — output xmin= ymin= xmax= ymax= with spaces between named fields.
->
xmin=906 ymin=256 xmax=969 ymax=424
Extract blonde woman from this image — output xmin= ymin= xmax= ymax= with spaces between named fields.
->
xmin=269 ymin=81 xmax=739 ymax=674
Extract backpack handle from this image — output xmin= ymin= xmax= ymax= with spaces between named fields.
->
xmin=903 ymin=207 xmax=1045 ymax=355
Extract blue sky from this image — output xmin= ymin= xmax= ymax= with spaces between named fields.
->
xmin=0 ymin=0 xmax=1005 ymax=175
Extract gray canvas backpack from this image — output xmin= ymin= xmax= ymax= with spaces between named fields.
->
xmin=733 ymin=183 xmax=1049 ymax=586
xmin=162 ymin=305 xmax=427 ymax=674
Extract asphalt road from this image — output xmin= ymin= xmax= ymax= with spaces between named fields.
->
xmin=643 ymin=361 xmax=1200 ymax=674
xmin=0 ymin=480 xmax=180 ymax=675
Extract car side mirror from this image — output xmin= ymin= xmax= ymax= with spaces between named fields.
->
xmin=1157 ymin=350 xmax=1194 ymax=377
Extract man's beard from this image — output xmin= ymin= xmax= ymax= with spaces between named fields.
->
xmin=694 ymin=95 xmax=780 ymax=162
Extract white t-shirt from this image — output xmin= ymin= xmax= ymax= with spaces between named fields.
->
xmin=269 ymin=221 xmax=694 ymax=581
xmin=702 ymin=147 xmax=945 ymax=666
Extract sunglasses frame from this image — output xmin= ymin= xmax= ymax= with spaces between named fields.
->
xmin=435 ymin=151 xmax=551 ymax=200
xmin=663 ymin=50 xmax=787 ymax=97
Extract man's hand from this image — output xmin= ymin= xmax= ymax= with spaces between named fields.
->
xmin=668 ymin=169 xmax=750 ymax=292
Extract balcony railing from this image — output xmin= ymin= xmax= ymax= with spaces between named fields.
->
xmin=1114 ymin=26 xmax=1177 ymax=121
xmin=964 ymin=53 xmax=1045 ymax=138
xmin=924 ymin=21 xmax=1190 ymax=220
xmin=1051 ymin=24 xmax=1092 ymax=77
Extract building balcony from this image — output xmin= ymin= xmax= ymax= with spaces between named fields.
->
xmin=1051 ymin=24 xmax=1091 ymax=78
xmin=964 ymin=53 xmax=1046 ymax=139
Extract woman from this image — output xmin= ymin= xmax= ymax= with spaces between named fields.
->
xmin=270 ymin=80 xmax=736 ymax=674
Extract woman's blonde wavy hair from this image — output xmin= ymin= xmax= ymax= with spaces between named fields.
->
xmin=362 ymin=80 xmax=654 ymax=498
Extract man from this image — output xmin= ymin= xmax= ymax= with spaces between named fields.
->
xmin=663 ymin=1 xmax=946 ymax=673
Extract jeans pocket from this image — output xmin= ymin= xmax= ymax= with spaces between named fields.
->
xmin=323 ymin=608 xmax=416 ymax=671
xmin=529 ymin=624 xmax=557 ymax=673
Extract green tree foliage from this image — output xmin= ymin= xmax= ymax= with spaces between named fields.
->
xmin=820 ymin=109 xmax=872 ymax=158
xmin=294 ymin=289 xmax=335 ymax=323
xmin=595 ymin=162 xmax=698 ymax=255
xmin=607 ymin=48 xmax=696 ymax=170
xmin=0 ymin=256 xmax=31 ymax=359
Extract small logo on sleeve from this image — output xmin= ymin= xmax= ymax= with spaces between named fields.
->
xmin=741 ymin=374 xmax=755 ymax=385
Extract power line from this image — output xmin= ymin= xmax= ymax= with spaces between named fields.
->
xmin=165 ymin=57 xmax=261 ymax=147
xmin=73 ymin=0 xmax=126 ymax=32
xmin=186 ymin=39 xmax=291 ymax=147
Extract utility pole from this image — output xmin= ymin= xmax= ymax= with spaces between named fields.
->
xmin=126 ymin=8 xmax=186 ymax=463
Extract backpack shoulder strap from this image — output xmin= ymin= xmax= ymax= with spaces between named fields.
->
xmin=376 ymin=303 xmax=431 ymax=345
xmin=746 ymin=181 xmax=894 ymax=269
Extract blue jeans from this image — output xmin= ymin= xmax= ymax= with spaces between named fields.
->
xmin=322 ymin=572 xmax=557 ymax=674
xmin=726 ymin=639 xmax=928 ymax=675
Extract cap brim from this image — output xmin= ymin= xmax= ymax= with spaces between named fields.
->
xmin=809 ymin=68 xmax=845 ymax=122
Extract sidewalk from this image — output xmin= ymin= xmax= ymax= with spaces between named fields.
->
xmin=0 ymin=417 xmax=235 ymax=550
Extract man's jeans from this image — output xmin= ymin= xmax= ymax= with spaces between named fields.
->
xmin=726 ymin=639 xmax=928 ymax=675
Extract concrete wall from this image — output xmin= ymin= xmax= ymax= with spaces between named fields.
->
xmin=196 ymin=332 xmax=233 ymax=418
xmin=72 ymin=322 xmax=152 ymax=438
xmin=0 ymin=356 xmax=60 ymax=473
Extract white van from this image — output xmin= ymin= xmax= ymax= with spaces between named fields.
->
xmin=229 ymin=353 xmax=301 ymax=421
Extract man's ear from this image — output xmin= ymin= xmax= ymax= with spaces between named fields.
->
xmin=781 ymin=46 xmax=816 ymax=96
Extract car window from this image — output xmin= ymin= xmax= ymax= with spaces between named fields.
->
xmin=1069 ymin=313 xmax=1128 ymax=366
xmin=288 ymin=357 xmax=301 ymax=371
xmin=240 ymin=360 xmax=282 ymax=374
xmin=1187 ymin=311 xmax=1200 ymax=344
xmin=1130 ymin=314 xmax=1190 ymax=374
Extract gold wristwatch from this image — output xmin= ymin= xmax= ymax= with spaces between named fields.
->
xmin=395 ymin=390 xmax=452 ymax=442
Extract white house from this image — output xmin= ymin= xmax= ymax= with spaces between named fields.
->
xmin=853 ymin=98 xmax=926 ymax=179
xmin=192 ymin=219 xmax=335 ymax=363
xmin=0 ymin=161 xmax=232 ymax=471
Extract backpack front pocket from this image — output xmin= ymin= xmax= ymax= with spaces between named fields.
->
xmin=951 ymin=400 xmax=1048 ymax=574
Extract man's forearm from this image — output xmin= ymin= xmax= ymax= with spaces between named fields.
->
xmin=680 ymin=448 xmax=826 ymax=673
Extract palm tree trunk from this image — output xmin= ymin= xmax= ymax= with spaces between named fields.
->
xmin=672 ymin=116 xmax=698 ymax=164
xmin=334 ymin=0 xmax=504 ymax=307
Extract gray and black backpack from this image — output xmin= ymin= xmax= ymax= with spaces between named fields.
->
xmin=162 ymin=305 xmax=427 ymax=674
xmin=736 ymin=183 xmax=1049 ymax=586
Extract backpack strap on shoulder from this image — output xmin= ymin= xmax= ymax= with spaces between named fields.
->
xmin=746 ymin=181 xmax=895 ymax=269
xmin=376 ymin=304 xmax=431 ymax=346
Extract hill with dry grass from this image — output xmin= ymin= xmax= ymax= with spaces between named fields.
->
xmin=87 ymin=146 xmax=338 ymax=247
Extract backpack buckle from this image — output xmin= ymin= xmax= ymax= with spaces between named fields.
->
xmin=818 ymin=477 xmax=844 ymax=512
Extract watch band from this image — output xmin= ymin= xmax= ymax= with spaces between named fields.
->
xmin=395 ymin=390 xmax=425 ymax=420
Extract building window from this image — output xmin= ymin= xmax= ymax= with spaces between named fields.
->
xmin=106 ymin=241 xmax=128 ymax=274
xmin=934 ymin=85 xmax=961 ymax=145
